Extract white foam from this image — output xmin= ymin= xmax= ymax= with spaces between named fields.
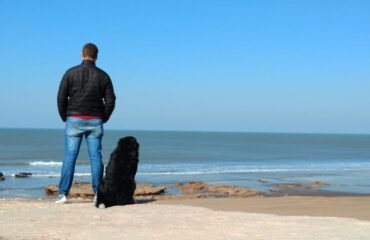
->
xmin=138 ymin=169 xmax=292 ymax=175
xmin=31 ymin=173 xmax=91 ymax=177
xmin=137 ymin=166 xmax=370 ymax=176
xmin=29 ymin=161 xmax=62 ymax=166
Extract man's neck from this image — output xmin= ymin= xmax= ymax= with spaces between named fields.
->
xmin=82 ymin=57 xmax=96 ymax=62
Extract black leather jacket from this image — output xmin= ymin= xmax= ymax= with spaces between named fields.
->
xmin=57 ymin=60 xmax=116 ymax=123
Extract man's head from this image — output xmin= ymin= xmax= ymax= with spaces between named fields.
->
xmin=82 ymin=43 xmax=98 ymax=61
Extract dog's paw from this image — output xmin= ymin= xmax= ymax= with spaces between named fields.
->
xmin=98 ymin=203 xmax=106 ymax=209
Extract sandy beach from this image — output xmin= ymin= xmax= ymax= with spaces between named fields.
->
xmin=1 ymin=196 xmax=370 ymax=240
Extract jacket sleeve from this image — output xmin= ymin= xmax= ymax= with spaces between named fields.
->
xmin=57 ymin=72 xmax=69 ymax=122
xmin=103 ymin=75 xmax=116 ymax=123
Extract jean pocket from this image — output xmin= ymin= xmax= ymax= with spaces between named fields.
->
xmin=66 ymin=124 xmax=83 ymax=137
xmin=91 ymin=124 xmax=104 ymax=138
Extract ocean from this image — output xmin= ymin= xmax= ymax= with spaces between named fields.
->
xmin=1 ymin=129 xmax=370 ymax=199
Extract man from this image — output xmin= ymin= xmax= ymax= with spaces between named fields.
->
xmin=56 ymin=43 xmax=116 ymax=204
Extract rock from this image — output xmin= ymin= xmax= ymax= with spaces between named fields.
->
xmin=257 ymin=179 xmax=268 ymax=184
xmin=174 ymin=182 xmax=184 ymax=188
xmin=274 ymin=183 xmax=305 ymax=189
xmin=45 ymin=182 xmax=167 ymax=198
xmin=175 ymin=181 xmax=209 ymax=194
xmin=0 ymin=172 xmax=4 ymax=181
xmin=308 ymin=181 xmax=330 ymax=189
xmin=208 ymin=184 xmax=260 ymax=197
xmin=274 ymin=181 xmax=330 ymax=190
xmin=174 ymin=181 xmax=260 ymax=197
xmin=135 ymin=184 xmax=166 ymax=196
xmin=45 ymin=182 xmax=93 ymax=197
xmin=15 ymin=172 xmax=32 ymax=178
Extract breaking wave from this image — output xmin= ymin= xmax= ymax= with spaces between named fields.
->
xmin=29 ymin=161 xmax=62 ymax=166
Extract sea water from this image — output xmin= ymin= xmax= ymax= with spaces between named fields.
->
xmin=1 ymin=129 xmax=370 ymax=198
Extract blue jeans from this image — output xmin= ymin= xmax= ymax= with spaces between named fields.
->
xmin=58 ymin=117 xmax=104 ymax=195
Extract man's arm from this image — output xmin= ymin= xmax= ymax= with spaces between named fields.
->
xmin=103 ymin=75 xmax=116 ymax=123
xmin=57 ymin=72 xmax=69 ymax=122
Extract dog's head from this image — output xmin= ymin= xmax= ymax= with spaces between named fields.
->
xmin=116 ymin=136 xmax=139 ymax=158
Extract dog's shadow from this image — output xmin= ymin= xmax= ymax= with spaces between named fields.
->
xmin=135 ymin=199 xmax=157 ymax=204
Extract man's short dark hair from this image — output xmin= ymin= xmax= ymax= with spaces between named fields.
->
xmin=82 ymin=43 xmax=98 ymax=59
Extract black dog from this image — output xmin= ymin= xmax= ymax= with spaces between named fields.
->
xmin=95 ymin=136 xmax=139 ymax=208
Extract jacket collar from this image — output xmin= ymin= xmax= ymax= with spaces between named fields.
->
xmin=81 ymin=59 xmax=96 ymax=67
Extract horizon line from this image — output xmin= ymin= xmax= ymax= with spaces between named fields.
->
xmin=0 ymin=127 xmax=369 ymax=136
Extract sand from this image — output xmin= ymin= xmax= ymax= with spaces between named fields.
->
xmin=1 ymin=197 xmax=370 ymax=240
xmin=157 ymin=196 xmax=370 ymax=221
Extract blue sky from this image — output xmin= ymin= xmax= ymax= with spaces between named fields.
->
xmin=0 ymin=0 xmax=369 ymax=133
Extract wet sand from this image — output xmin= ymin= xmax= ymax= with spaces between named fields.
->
xmin=156 ymin=196 xmax=370 ymax=221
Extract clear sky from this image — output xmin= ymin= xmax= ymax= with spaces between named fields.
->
xmin=0 ymin=0 xmax=369 ymax=133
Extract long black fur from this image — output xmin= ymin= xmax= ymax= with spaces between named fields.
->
xmin=96 ymin=136 xmax=139 ymax=208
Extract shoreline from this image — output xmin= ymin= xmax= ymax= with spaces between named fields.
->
xmin=2 ymin=195 xmax=370 ymax=221
xmin=2 ymin=179 xmax=370 ymax=200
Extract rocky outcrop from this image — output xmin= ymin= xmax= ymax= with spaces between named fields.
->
xmin=15 ymin=172 xmax=32 ymax=178
xmin=45 ymin=182 xmax=167 ymax=198
xmin=43 ymin=180 xmax=346 ymax=200
xmin=135 ymin=184 xmax=166 ymax=196
xmin=274 ymin=181 xmax=330 ymax=190
xmin=0 ymin=172 xmax=4 ymax=181
xmin=265 ymin=181 xmax=335 ymax=197
xmin=45 ymin=181 xmax=260 ymax=200
xmin=174 ymin=181 xmax=260 ymax=198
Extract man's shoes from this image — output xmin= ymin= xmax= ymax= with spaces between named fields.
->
xmin=55 ymin=195 xmax=68 ymax=204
